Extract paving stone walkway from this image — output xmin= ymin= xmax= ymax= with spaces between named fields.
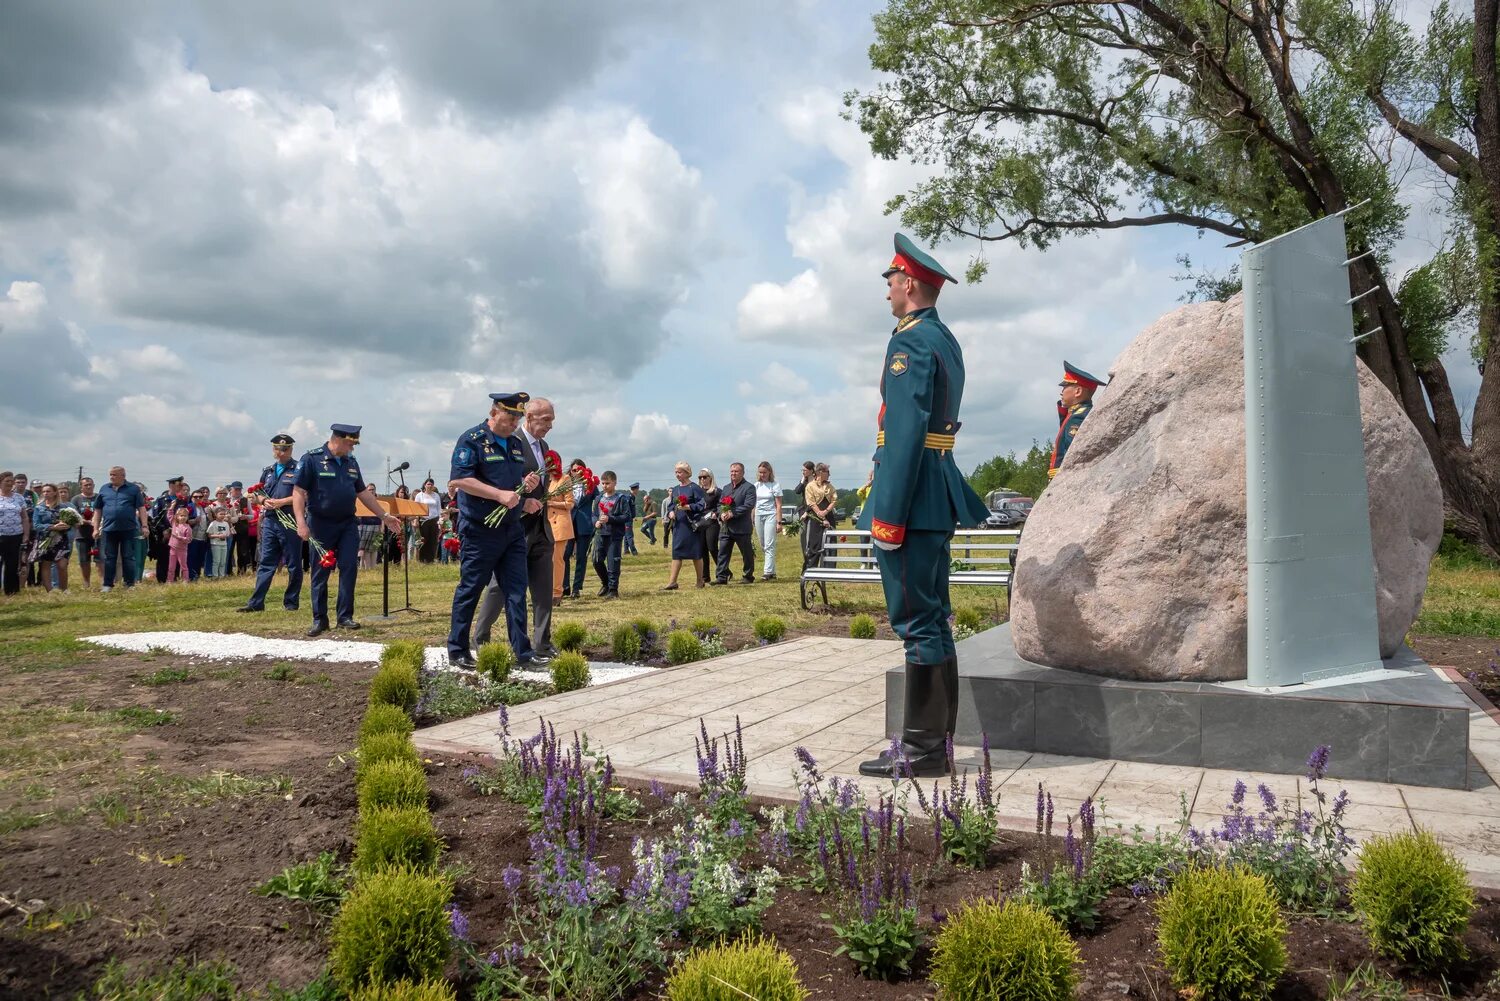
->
xmin=414 ymin=635 xmax=1500 ymax=886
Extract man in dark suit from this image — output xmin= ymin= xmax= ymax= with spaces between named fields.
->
xmin=710 ymin=461 xmax=756 ymax=585
xmin=474 ymin=397 xmax=556 ymax=658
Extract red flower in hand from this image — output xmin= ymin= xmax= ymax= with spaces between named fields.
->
xmin=442 ymin=537 xmax=461 ymax=553
xmin=545 ymin=449 xmax=562 ymax=478
xmin=719 ymin=494 xmax=734 ymax=510
xmin=319 ymin=550 xmax=338 ymax=568
xmin=677 ymin=494 xmax=690 ymax=508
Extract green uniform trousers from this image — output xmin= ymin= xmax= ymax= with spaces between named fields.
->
xmin=874 ymin=528 xmax=954 ymax=667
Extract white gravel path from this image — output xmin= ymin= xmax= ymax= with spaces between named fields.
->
xmin=81 ymin=630 xmax=655 ymax=687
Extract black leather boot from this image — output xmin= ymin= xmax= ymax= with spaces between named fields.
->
xmin=944 ymin=657 xmax=959 ymax=737
xmin=860 ymin=661 xmax=952 ymax=778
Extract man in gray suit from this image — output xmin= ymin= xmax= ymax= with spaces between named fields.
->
xmin=473 ymin=397 xmax=557 ymax=659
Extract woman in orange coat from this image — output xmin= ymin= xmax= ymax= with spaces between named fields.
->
xmin=546 ymin=463 xmax=575 ymax=602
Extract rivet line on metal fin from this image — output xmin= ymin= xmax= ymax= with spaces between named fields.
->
xmin=1346 ymin=287 xmax=1378 ymax=305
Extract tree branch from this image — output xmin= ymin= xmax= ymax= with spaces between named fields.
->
xmin=1367 ymin=88 xmax=1478 ymax=179
xmin=953 ymin=211 xmax=1251 ymax=241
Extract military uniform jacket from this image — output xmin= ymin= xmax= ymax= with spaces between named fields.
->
xmin=857 ymin=306 xmax=989 ymax=545
xmin=449 ymin=422 xmax=528 ymax=530
xmin=1049 ymin=400 xmax=1093 ymax=478
xmin=258 ymin=461 xmax=299 ymax=502
xmin=294 ymin=446 xmax=367 ymax=521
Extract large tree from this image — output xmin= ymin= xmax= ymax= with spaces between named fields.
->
xmin=850 ymin=0 xmax=1500 ymax=556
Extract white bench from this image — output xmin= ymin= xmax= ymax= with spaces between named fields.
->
xmin=799 ymin=528 xmax=1021 ymax=610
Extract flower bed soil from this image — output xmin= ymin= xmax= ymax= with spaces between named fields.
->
xmin=3 ymin=643 xmax=1500 ymax=998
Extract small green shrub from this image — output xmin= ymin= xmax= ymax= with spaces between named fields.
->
xmin=357 ymin=759 xmax=428 ymax=816
xmin=553 ymin=621 xmax=588 ymax=652
xmin=475 ymin=641 xmax=514 ymax=683
xmin=360 ymin=703 xmax=415 ymax=742
xmin=954 ymin=606 xmax=984 ymax=631
xmin=550 ymin=651 xmax=591 ymax=693
xmin=142 ymin=666 xmax=192 ymax=685
xmin=84 ymin=958 xmax=239 ymax=1000
xmin=752 ymin=615 xmax=786 ymax=643
xmin=1350 ymin=829 xmax=1474 ymax=972
xmin=665 ymin=935 xmax=809 ymax=1001
xmin=689 ymin=617 xmax=718 ymax=635
xmin=381 ymin=640 xmax=426 ymax=673
xmin=611 ymin=623 xmax=643 ymax=662
xmin=255 ymin=851 xmax=348 ymax=913
xmin=1157 ymin=865 xmax=1287 ymax=1001
xmin=667 ymin=630 xmax=704 ymax=665
xmin=630 ymin=616 xmax=657 ymax=638
xmin=849 ymin=614 xmax=877 ymax=639
xmin=358 ymin=732 xmax=420 ymax=779
xmin=370 ymin=665 xmax=420 ymax=712
xmin=348 ymin=981 xmax=457 ymax=1001
xmin=929 ymin=898 xmax=1079 ymax=1001
xmin=329 ymin=866 xmax=452 ymax=994
xmin=264 ymin=662 xmax=299 ymax=682
xmin=354 ymin=806 xmax=443 ymax=875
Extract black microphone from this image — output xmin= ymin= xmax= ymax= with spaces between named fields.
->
xmin=394 ymin=461 xmax=410 ymax=472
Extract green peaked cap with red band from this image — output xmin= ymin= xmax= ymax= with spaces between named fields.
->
xmin=882 ymin=232 xmax=959 ymax=288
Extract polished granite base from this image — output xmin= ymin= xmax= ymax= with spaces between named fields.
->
xmin=884 ymin=624 xmax=1473 ymax=788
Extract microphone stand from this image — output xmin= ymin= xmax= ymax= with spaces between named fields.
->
xmin=376 ymin=465 xmax=423 ymax=619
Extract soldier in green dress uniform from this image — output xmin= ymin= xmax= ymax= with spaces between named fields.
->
xmin=1048 ymin=361 xmax=1107 ymax=479
xmin=858 ymin=233 xmax=991 ymax=779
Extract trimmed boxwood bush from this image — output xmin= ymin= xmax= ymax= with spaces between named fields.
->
xmin=550 ymin=651 xmax=591 ymax=693
xmin=357 ymin=732 xmax=420 ymax=779
xmin=752 ymin=615 xmax=786 ymax=643
xmin=553 ymin=621 xmax=588 ymax=652
xmin=666 ymin=935 xmax=808 ymax=1001
xmin=357 ymin=759 xmax=428 ymax=816
xmin=354 ymin=805 xmax=443 ymax=875
xmin=381 ymin=640 xmax=426 ymax=674
xmin=849 ymin=614 xmax=877 ymax=639
xmin=370 ymin=665 xmax=421 ymax=712
xmin=1350 ymin=829 xmax=1474 ymax=972
xmin=330 ymin=865 xmax=452 ymax=993
xmin=954 ymin=606 xmax=985 ymax=631
xmin=667 ymin=630 xmax=704 ymax=665
xmin=475 ymin=641 xmax=514 ymax=683
xmin=1157 ymin=865 xmax=1287 ymax=1001
xmin=349 ymin=980 xmax=457 ymax=1001
xmin=930 ymin=898 xmax=1079 ymax=1001
xmin=360 ymin=703 xmax=415 ymax=742
xmin=611 ymin=623 xmax=643 ymax=662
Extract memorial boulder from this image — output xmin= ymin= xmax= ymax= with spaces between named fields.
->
xmin=1009 ymin=294 xmax=1443 ymax=681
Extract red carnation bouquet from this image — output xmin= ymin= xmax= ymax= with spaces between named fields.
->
xmin=484 ymin=462 xmax=591 ymax=528
xmin=676 ymin=494 xmax=690 ymax=508
xmin=442 ymin=536 xmax=461 ymax=554
xmin=719 ymin=494 xmax=734 ymax=512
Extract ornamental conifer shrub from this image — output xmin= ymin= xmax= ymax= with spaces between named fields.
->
xmin=849 ymin=614 xmax=878 ymax=639
xmin=1350 ymin=829 xmax=1474 ymax=972
xmin=330 ymin=866 xmax=452 ymax=994
xmin=1156 ymin=865 xmax=1287 ymax=1001
xmin=929 ymin=898 xmax=1080 ymax=1001
xmin=665 ymin=935 xmax=809 ymax=1001
xmin=360 ymin=703 xmax=415 ymax=742
xmin=611 ymin=623 xmax=643 ymax=662
xmin=667 ymin=630 xmax=704 ymax=665
xmin=550 ymin=651 xmax=591 ymax=693
xmin=753 ymin=615 xmax=787 ymax=643
xmin=553 ymin=621 xmax=588 ymax=652
xmin=357 ymin=732 xmax=420 ymax=779
xmin=348 ymin=980 xmax=457 ymax=1001
xmin=954 ymin=606 xmax=985 ymax=631
xmin=475 ymin=641 xmax=514 ymax=683
xmin=357 ymin=759 xmax=428 ymax=816
xmin=354 ymin=806 xmax=443 ymax=876
xmin=370 ymin=665 xmax=421 ymax=712
xmin=381 ymin=640 xmax=426 ymax=674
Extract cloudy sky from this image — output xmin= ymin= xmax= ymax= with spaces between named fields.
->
xmin=0 ymin=2 xmax=1479 ymax=493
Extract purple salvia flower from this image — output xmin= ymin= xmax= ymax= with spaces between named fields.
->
xmin=1231 ymin=779 xmax=1247 ymax=805
xmin=502 ymin=944 xmax=522 ymax=964
xmin=727 ymin=818 xmax=744 ymax=839
xmin=562 ymin=879 xmax=589 ymax=908
xmin=1331 ymin=788 xmax=1349 ymax=818
xmin=1045 ymin=792 xmax=1054 ymax=837
xmin=1035 ymin=783 xmax=1045 ymax=835
xmin=501 ymin=865 xmax=524 ymax=893
xmin=1257 ymin=783 xmax=1278 ymax=813
xmin=447 ymin=904 xmax=470 ymax=942
xmin=1306 ymin=744 xmax=1332 ymax=781
xmin=497 ymin=703 xmax=510 ymax=737
xmin=793 ymin=745 xmax=821 ymax=781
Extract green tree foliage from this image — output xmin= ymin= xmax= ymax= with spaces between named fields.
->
xmin=967 ymin=445 xmax=1052 ymax=502
xmin=850 ymin=0 xmax=1500 ymax=555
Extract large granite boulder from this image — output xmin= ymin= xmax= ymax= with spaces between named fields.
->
xmin=1009 ymin=294 xmax=1443 ymax=681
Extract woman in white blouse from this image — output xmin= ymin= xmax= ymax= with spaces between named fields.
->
xmin=753 ymin=461 xmax=782 ymax=581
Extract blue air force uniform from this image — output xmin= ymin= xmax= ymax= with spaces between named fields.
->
xmin=293 ymin=425 xmax=370 ymax=629
xmin=446 ymin=394 xmax=533 ymax=663
xmin=858 ymin=234 xmax=990 ymax=780
xmin=243 ymin=434 xmax=303 ymax=610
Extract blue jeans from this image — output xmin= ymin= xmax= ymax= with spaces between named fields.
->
xmin=641 ymin=519 xmax=657 ymax=544
xmin=622 ymin=523 xmax=638 ymax=555
xmin=592 ymin=533 xmax=623 ymax=593
xmin=188 ymin=538 xmax=208 ymax=580
xmin=101 ymin=529 xmax=140 ymax=587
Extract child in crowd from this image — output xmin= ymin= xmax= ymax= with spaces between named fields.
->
xmin=168 ymin=507 xmax=192 ymax=582
xmin=207 ymin=507 xmax=232 ymax=578
xmin=591 ymin=471 xmax=629 ymax=598
xmin=438 ymin=515 xmax=458 ymax=564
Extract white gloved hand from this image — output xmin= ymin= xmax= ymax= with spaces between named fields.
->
xmin=872 ymin=539 xmax=901 ymax=551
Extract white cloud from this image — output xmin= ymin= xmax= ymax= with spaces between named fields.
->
xmin=115 ymin=344 xmax=187 ymax=374
xmin=737 ymin=269 xmax=830 ymax=341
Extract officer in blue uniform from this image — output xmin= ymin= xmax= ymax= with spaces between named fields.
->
xmin=858 ymin=233 xmax=991 ymax=779
xmin=292 ymin=424 xmax=399 ymax=636
xmin=237 ymin=433 xmax=304 ymax=613
xmin=1049 ymin=361 xmax=1107 ymax=478
xmin=446 ymin=393 xmax=542 ymax=668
